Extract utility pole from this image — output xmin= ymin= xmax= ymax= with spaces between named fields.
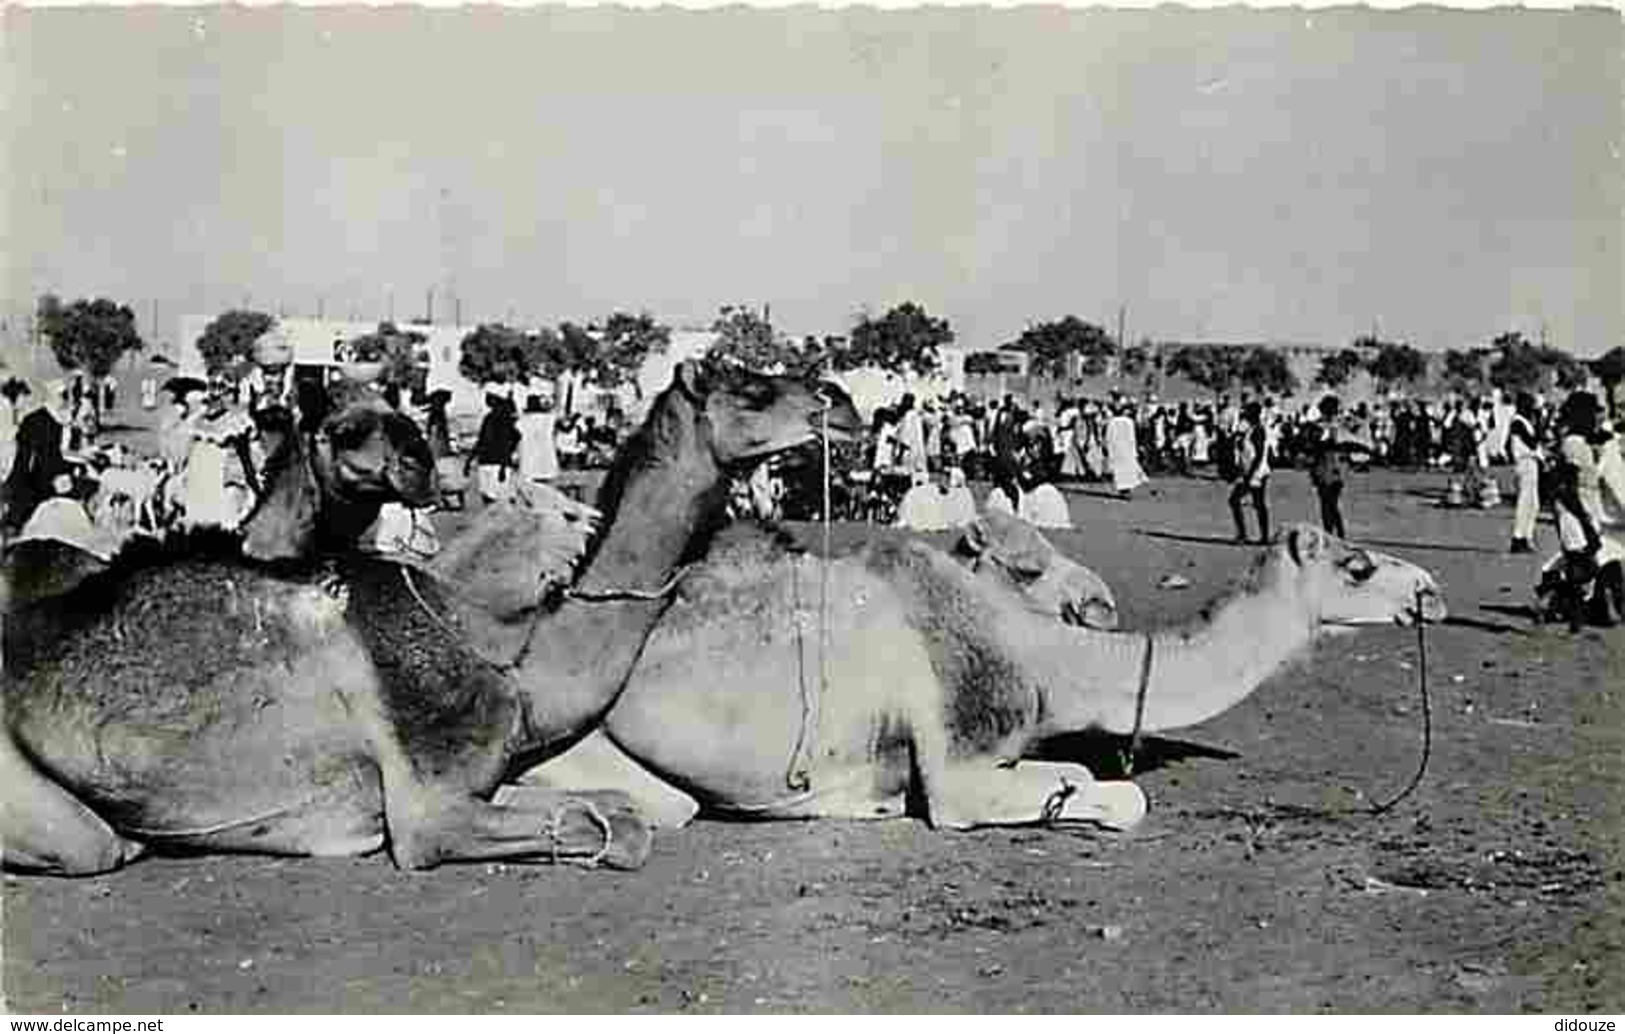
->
xmin=454 ymin=295 xmax=463 ymax=327
xmin=1116 ymin=304 xmax=1127 ymax=381
xmin=426 ymin=287 xmax=435 ymax=326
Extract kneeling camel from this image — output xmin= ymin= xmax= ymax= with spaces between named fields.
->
xmin=2 ymin=362 xmax=858 ymax=875
xmin=517 ymin=523 xmax=1446 ymax=830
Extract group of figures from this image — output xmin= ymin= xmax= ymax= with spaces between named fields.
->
xmin=0 ymin=359 xmax=1449 ymax=877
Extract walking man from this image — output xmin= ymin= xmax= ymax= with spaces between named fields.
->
xmin=1229 ymin=402 xmax=1271 ymax=544
xmin=1307 ymin=394 xmax=1348 ymax=539
xmin=1508 ymin=391 xmax=1543 ymax=554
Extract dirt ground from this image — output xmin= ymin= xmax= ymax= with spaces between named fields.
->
xmin=4 ymin=468 xmax=1621 ymax=1013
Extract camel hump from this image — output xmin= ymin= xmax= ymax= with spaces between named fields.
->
xmin=428 ymin=490 xmax=598 ymax=620
xmin=2 ymin=539 xmax=112 ymax=612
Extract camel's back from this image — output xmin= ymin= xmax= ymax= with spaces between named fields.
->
xmin=4 ymin=558 xmax=351 ymax=702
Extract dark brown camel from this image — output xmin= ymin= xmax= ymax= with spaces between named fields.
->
xmin=2 ymin=361 xmax=858 ymax=876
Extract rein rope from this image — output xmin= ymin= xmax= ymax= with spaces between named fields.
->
xmin=1123 ymin=632 xmax=1155 ymax=776
xmin=1369 ymin=587 xmax=1433 ymax=814
xmin=784 ymin=400 xmax=834 ymax=792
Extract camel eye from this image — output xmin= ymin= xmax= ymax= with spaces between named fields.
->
xmin=1342 ymin=554 xmax=1377 ymax=583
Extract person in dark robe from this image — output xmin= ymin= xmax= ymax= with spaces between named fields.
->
xmin=3 ymin=382 xmax=72 ymax=534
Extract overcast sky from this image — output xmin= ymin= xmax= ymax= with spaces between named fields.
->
xmin=2 ymin=6 xmax=1620 ymax=356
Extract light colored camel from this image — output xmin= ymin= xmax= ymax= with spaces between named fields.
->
xmin=2 ymin=362 xmax=859 ymax=875
xmin=510 ymin=523 xmax=1446 ymax=830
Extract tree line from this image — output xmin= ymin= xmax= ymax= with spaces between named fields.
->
xmin=26 ymin=293 xmax=1625 ymax=414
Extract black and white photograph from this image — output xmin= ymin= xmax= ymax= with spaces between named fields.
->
xmin=1 ymin=1 xmax=1621 ymax=1014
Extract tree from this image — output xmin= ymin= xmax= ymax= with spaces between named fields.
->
xmin=1314 ymin=348 xmax=1365 ymax=389
xmin=1365 ymin=339 xmax=1427 ymax=392
xmin=347 ymin=322 xmax=429 ymax=402
xmin=1120 ymin=341 xmax=1154 ymax=379
xmin=1009 ymin=316 xmax=1116 ymax=380
xmin=1165 ymin=343 xmax=1247 ymax=396
xmin=193 ymin=309 xmax=275 ymax=376
xmin=552 ymin=323 xmax=602 ymax=379
xmin=1441 ymin=348 xmax=1486 ymax=394
xmin=458 ymin=323 xmax=549 ymax=385
xmin=1484 ymin=332 xmax=1585 ymax=396
xmin=38 ymin=294 xmax=145 ymax=381
xmin=1238 ymin=347 xmax=1298 ymax=396
xmin=708 ymin=305 xmax=793 ymax=372
xmin=594 ymin=311 xmax=670 ymax=390
xmin=1592 ymin=346 xmax=1625 ymax=418
xmin=840 ymin=302 xmax=951 ymax=377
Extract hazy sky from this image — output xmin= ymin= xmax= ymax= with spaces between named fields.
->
xmin=3 ymin=6 xmax=1620 ymax=356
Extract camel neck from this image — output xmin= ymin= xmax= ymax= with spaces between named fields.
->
xmin=1033 ymin=553 xmax=1322 ymax=737
xmin=509 ymin=398 xmax=726 ymax=755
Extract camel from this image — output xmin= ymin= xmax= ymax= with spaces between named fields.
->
xmin=503 ymin=523 xmax=1446 ymax=831
xmin=2 ymin=361 xmax=859 ymax=875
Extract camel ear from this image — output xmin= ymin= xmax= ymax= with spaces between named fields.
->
xmin=240 ymin=441 xmax=320 ymax=562
xmin=1285 ymin=524 xmax=1327 ymax=567
xmin=674 ymin=360 xmax=711 ymax=401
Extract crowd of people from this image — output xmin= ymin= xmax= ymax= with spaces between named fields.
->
xmin=3 ymin=360 xmax=1622 ymax=630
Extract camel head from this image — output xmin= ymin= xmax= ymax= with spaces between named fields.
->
xmin=672 ymin=359 xmax=863 ymax=471
xmin=241 ymin=396 xmax=435 ymax=562
xmin=958 ymin=511 xmax=1119 ymax=629
xmin=1279 ymin=523 xmax=1447 ymax=629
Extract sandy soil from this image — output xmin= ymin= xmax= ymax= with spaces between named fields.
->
xmin=4 ymin=468 xmax=1621 ymax=1013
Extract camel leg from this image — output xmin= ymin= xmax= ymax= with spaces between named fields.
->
xmin=0 ymin=733 xmax=145 ymax=875
xmin=383 ymin=785 xmax=654 ymax=872
xmin=510 ymin=729 xmax=700 ymax=830
xmin=921 ymin=758 xmax=1148 ymax=832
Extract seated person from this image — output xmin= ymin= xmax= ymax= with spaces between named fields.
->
xmin=894 ymin=469 xmax=949 ymax=532
xmin=940 ymin=466 xmax=977 ymax=529
xmin=1017 ymin=472 xmax=1073 ymax=530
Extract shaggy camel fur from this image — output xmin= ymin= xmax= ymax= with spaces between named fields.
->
xmin=515 ymin=524 xmax=1446 ymax=830
xmin=2 ymin=362 xmax=859 ymax=875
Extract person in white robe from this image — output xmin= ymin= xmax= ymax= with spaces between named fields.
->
xmin=940 ymin=466 xmax=978 ymax=528
xmin=1018 ymin=478 xmax=1073 ymax=530
xmin=1105 ymin=405 xmax=1146 ymax=498
xmin=894 ymin=469 xmax=949 ymax=532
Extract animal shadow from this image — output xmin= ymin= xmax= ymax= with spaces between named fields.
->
xmin=1029 ymin=729 xmax=1241 ymax=779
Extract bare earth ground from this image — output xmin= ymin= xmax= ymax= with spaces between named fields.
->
xmin=4 ymin=467 xmax=1621 ymax=1013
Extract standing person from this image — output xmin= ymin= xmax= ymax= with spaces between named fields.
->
xmin=1507 ymin=391 xmax=1543 ymax=554
xmin=1228 ymin=402 xmax=1272 ymax=544
xmin=1104 ymin=402 xmax=1145 ymax=500
xmin=466 ymin=394 xmax=519 ymax=505
xmin=896 ymin=393 xmax=928 ymax=476
xmin=1548 ymin=392 xmax=1610 ymax=631
xmin=516 ymin=395 xmax=560 ymax=493
xmin=1307 ymin=395 xmax=1349 ymax=539
xmin=3 ymin=380 xmax=72 ymax=533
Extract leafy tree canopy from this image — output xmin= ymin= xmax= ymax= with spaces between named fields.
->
xmin=1314 ymin=348 xmax=1365 ymax=389
xmin=1009 ymin=316 xmax=1115 ymax=380
xmin=346 ymin=322 xmax=428 ymax=394
xmin=1486 ymin=332 xmax=1587 ymax=395
xmin=1364 ymin=339 xmax=1427 ymax=389
xmin=1238 ymin=347 xmax=1298 ymax=396
xmin=1441 ymin=348 xmax=1486 ymax=392
xmin=39 ymin=294 xmax=145 ymax=379
xmin=458 ymin=323 xmax=549 ymax=385
xmin=840 ymin=302 xmax=951 ymax=377
xmin=708 ymin=305 xmax=794 ymax=372
xmin=1592 ymin=346 xmax=1625 ymax=387
xmin=1165 ymin=343 xmax=1248 ymax=396
xmin=593 ymin=311 xmax=670 ymax=390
